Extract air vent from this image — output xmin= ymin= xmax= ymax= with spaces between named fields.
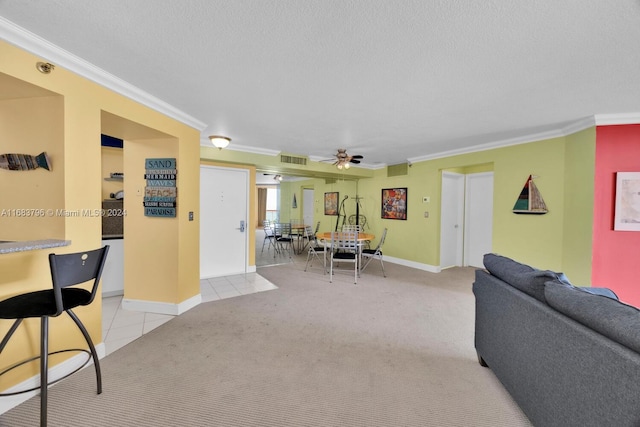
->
xmin=280 ymin=154 xmax=307 ymax=165
xmin=387 ymin=163 xmax=409 ymax=177
xmin=325 ymin=178 xmax=337 ymax=184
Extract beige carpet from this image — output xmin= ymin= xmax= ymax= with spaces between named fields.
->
xmin=0 ymin=261 xmax=531 ymax=426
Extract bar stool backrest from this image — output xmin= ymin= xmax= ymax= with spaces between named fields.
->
xmin=49 ymin=246 xmax=110 ymax=317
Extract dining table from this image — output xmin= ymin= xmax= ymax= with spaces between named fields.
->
xmin=290 ymin=224 xmax=310 ymax=254
xmin=316 ymin=231 xmax=375 ymax=243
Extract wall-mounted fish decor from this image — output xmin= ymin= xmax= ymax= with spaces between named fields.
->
xmin=0 ymin=152 xmax=51 ymax=171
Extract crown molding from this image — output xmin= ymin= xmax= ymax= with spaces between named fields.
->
xmin=200 ymin=144 xmax=281 ymax=156
xmin=407 ymin=116 xmax=605 ymax=164
xmin=407 ymin=127 xmax=566 ymax=163
xmin=594 ymin=113 xmax=640 ymax=126
xmin=1 ymin=17 xmax=207 ymax=131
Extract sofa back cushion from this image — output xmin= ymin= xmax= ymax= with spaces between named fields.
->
xmin=483 ymin=253 xmax=569 ymax=303
xmin=545 ymin=281 xmax=640 ymax=354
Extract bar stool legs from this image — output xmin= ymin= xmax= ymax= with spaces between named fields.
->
xmin=40 ymin=316 xmax=48 ymax=427
xmin=0 ymin=313 xmax=103 ymax=426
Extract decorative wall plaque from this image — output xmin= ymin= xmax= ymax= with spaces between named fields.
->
xmin=144 ymin=158 xmax=176 ymax=217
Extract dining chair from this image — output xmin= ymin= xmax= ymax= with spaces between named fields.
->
xmin=328 ymin=231 xmax=359 ymax=284
xmin=361 ymin=228 xmax=387 ymax=277
xmin=0 ymin=246 xmax=110 ymax=426
xmin=273 ymin=222 xmax=293 ymax=257
xmin=304 ymin=225 xmax=326 ymax=273
xmin=342 ymin=224 xmax=369 ymax=248
xmin=261 ymin=220 xmax=276 ymax=253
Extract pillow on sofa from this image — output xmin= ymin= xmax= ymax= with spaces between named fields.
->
xmin=483 ymin=253 xmax=569 ymax=302
xmin=545 ymin=280 xmax=640 ymax=354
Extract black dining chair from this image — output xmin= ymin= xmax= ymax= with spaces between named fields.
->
xmin=0 ymin=246 xmax=109 ymax=426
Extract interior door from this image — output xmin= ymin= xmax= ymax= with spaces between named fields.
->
xmin=303 ymin=188 xmax=314 ymax=226
xmin=200 ymin=166 xmax=248 ymax=278
xmin=464 ymin=172 xmax=494 ymax=267
xmin=440 ymin=171 xmax=465 ymax=269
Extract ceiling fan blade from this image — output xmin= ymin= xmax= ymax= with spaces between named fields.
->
xmin=350 ymin=155 xmax=363 ymax=159
xmin=349 ymin=159 xmax=361 ymax=164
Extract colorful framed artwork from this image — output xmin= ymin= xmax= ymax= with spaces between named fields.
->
xmin=614 ymin=172 xmax=640 ymax=231
xmin=381 ymin=187 xmax=407 ymax=220
xmin=324 ymin=192 xmax=339 ymax=216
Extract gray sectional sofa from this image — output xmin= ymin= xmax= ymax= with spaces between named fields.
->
xmin=473 ymin=253 xmax=640 ymax=427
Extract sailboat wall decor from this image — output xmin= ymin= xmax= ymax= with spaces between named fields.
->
xmin=513 ymin=175 xmax=548 ymax=215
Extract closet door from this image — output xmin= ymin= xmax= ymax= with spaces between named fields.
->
xmin=464 ymin=172 xmax=494 ymax=268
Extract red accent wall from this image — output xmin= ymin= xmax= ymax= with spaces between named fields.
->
xmin=593 ymin=124 xmax=640 ymax=307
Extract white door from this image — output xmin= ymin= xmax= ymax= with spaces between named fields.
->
xmin=303 ymin=188 xmax=314 ymax=227
xmin=464 ymin=172 xmax=494 ymax=268
xmin=200 ymin=166 xmax=249 ymax=278
xmin=440 ymin=172 xmax=465 ymax=269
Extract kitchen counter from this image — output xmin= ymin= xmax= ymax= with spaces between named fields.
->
xmin=0 ymin=239 xmax=71 ymax=254
xmin=102 ymin=234 xmax=124 ymax=240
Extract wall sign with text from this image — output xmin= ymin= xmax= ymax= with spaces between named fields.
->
xmin=144 ymin=158 xmax=177 ymax=217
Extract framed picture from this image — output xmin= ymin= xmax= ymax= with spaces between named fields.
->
xmin=324 ymin=192 xmax=339 ymax=216
xmin=614 ymin=172 xmax=640 ymax=231
xmin=382 ymin=187 xmax=407 ymax=220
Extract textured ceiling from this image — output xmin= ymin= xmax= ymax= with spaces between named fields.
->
xmin=2 ymin=0 xmax=640 ymax=166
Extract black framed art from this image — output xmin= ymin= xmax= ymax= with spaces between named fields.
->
xmin=324 ymin=192 xmax=339 ymax=216
xmin=381 ymin=187 xmax=407 ymax=220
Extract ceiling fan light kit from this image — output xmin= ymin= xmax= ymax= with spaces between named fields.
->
xmin=332 ymin=148 xmax=362 ymax=169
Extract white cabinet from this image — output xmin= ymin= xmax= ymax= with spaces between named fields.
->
xmin=101 ymin=238 xmax=124 ymax=296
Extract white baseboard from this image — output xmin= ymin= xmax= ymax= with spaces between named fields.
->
xmin=121 ymin=293 xmax=201 ymax=316
xmin=383 ymin=255 xmax=441 ymax=273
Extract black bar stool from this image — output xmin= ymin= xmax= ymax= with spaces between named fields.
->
xmin=0 ymin=246 xmax=109 ymax=426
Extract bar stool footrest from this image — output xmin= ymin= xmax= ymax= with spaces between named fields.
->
xmin=0 ymin=348 xmax=92 ymax=396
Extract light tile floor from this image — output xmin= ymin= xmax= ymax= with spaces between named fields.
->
xmin=101 ymin=273 xmax=278 ymax=356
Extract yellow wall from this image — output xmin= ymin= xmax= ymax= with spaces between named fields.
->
xmin=561 ymin=128 xmax=596 ymax=285
xmin=124 ymin=138 xmax=179 ymax=302
xmin=0 ymin=42 xmax=201 ymax=389
xmin=0 ymin=95 xmax=65 ymax=240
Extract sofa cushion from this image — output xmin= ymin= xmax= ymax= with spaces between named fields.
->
xmin=545 ymin=281 xmax=640 ymax=354
xmin=483 ymin=253 xmax=569 ymax=302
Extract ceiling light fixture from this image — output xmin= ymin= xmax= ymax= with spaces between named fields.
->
xmin=208 ymin=135 xmax=231 ymax=150
xmin=274 ymin=174 xmax=283 ymax=181
xmin=336 ymin=161 xmax=350 ymax=170
xmin=36 ymin=61 xmax=55 ymax=74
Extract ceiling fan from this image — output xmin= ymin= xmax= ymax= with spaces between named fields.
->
xmin=262 ymin=173 xmax=283 ymax=181
xmin=328 ymin=148 xmax=363 ymax=170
